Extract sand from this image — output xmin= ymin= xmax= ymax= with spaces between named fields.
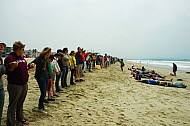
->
xmin=1 ymin=59 xmax=190 ymax=126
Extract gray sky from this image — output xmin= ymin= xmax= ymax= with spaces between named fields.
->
xmin=0 ymin=0 xmax=190 ymax=59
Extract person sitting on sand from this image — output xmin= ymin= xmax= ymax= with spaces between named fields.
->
xmin=142 ymin=66 xmax=146 ymax=71
xmin=135 ymin=71 xmax=141 ymax=80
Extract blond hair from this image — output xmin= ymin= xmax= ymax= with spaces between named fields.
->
xmin=40 ymin=47 xmax=51 ymax=56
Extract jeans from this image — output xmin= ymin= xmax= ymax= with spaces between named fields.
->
xmin=0 ymin=88 xmax=5 ymax=126
xmin=36 ymin=77 xmax=48 ymax=109
xmin=7 ymin=84 xmax=28 ymax=126
xmin=55 ymin=72 xmax=62 ymax=92
xmin=70 ymin=69 xmax=75 ymax=84
xmin=61 ymin=66 xmax=68 ymax=88
xmin=88 ymin=64 xmax=92 ymax=72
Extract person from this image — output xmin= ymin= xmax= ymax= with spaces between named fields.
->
xmin=75 ymin=47 xmax=84 ymax=82
xmin=55 ymin=49 xmax=63 ymax=92
xmin=47 ymin=55 xmax=55 ymax=101
xmin=61 ymin=48 xmax=69 ymax=88
xmin=28 ymin=47 xmax=52 ymax=114
xmin=142 ymin=66 xmax=146 ymax=71
xmin=119 ymin=59 xmax=125 ymax=71
xmin=0 ymin=42 xmax=6 ymax=126
xmin=172 ymin=63 xmax=177 ymax=76
xmin=51 ymin=54 xmax=60 ymax=97
xmin=140 ymin=79 xmax=160 ymax=85
xmin=4 ymin=41 xmax=30 ymax=125
xmin=86 ymin=53 xmax=92 ymax=72
xmin=104 ymin=54 xmax=108 ymax=68
xmin=69 ymin=51 xmax=76 ymax=85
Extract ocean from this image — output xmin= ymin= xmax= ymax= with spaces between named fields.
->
xmin=127 ymin=59 xmax=190 ymax=72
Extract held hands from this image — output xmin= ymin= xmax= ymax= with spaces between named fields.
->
xmin=9 ymin=61 xmax=18 ymax=71
xmin=29 ymin=63 xmax=35 ymax=68
xmin=56 ymin=71 xmax=60 ymax=75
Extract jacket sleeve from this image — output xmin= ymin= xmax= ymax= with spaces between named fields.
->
xmin=0 ymin=65 xmax=6 ymax=76
xmin=28 ymin=56 xmax=39 ymax=68
xmin=4 ymin=55 xmax=15 ymax=74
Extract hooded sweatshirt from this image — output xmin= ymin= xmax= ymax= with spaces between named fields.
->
xmin=4 ymin=52 xmax=29 ymax=85
xmin=0 ymin=57 xmax=6 ymax=89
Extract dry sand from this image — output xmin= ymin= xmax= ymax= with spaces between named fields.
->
xmin=1 ymin=58 xmax=190 ymax=126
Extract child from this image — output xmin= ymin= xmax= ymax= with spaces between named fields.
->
xmin=47 ymin=55 xmax=55 ymax=101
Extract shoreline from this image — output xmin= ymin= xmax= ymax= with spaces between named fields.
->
xmin=1 ymin=60 xmax=190 ymax=126
xmin=127 ymin=60 xmax=190 ymax=73
xmin=126 ymin=60 xmax=190 ymax=72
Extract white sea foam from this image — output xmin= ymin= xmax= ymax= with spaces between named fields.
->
xmin=127 ymin=59 xmax=190 ymax=71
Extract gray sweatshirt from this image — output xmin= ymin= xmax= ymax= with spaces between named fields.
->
xmin=0 ymin=57 xmax=6 ymax=89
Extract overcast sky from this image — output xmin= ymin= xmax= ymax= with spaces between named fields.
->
xmin=0 ymin=0 xmax=190 ymax=59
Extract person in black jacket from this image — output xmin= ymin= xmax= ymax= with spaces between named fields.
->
xmin=54 ymin=49 xmax=63 ymax=92
xmin=28 ymin=47 xmax=52 ymax=114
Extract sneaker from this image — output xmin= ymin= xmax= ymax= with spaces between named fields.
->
xmin=80 ymin=79 xmax=85 ymax=82
xmin=47 ymin=98 xmax=55 ymax=101
xmin=56 ymin=89 xmax=63 ymax=93
xmin=38 ymin=108 xmax=48 ymax=114
xmin=75 ymin=80 xmax=80 ymax=82
xmin=53 ymin=94 xmax=59 ymax=97
xmin=70 ymin=82 xmax=76 ymax=85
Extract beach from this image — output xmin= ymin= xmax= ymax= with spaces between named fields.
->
xmin=1 ymin=59 xmax=190 ymax=126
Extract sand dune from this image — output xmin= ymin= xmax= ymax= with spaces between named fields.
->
xmin=1 ymin=60 xmax=190 ymax=126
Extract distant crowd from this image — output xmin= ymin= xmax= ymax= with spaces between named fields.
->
xmin=0 ymin=41 xmax=123 ymax=126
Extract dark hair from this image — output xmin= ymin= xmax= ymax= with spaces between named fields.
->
xmin=70 ymin=51 xmax=75 ymax=55
xmin=49 ymin=55 xmax=54 ymax=60
xmin=77 ymin=47 xmax=81 ymax=50
xmin=57 ymin=49 xmax=63 ymax=53
xmin=63 ymin=48 xmax=68 ymax=53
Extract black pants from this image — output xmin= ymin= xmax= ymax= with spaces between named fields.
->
xmin=70 ymin=69 xmax=75 ymax=84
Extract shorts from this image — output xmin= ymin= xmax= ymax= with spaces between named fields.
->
xmin=76 ymin=64 xmax=83 ymax=74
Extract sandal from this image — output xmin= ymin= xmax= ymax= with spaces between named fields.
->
xmin=53 ymin=94 xmax=59 ymax=97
